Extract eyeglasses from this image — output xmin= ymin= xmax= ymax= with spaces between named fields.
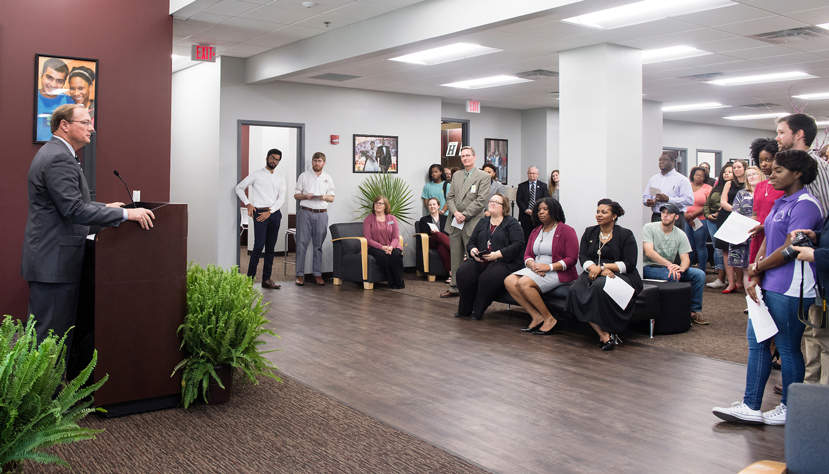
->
xmin=489 ymin=199 xmax=504 ymax=206
xmin=68 ymin=120 xmax=92 ymax=127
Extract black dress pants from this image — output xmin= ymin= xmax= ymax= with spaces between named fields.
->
xmin=456 ymin=259 xmax=512 ymax=319
xmin=367 ymin=247 xmax=404 ymax=288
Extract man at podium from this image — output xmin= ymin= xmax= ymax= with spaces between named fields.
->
xmin=21 ymin=103 xmax=155 ymax=354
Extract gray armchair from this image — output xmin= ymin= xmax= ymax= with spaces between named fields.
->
xmin=330 ymin=222 xmax=388 ymax=290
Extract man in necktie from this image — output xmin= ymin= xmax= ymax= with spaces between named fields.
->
xmin=517 ymin=166 xmax=550 ymax=242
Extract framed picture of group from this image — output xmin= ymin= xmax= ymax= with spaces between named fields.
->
xmin=484 ymin=138 xmax=508 ymax=185
xmin=34 ymin=54 xmax=98 ymax=143
xmin=353 ymin=134 xmax=398 ymax=173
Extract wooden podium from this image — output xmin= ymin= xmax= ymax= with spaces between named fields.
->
xmin=74 ymin=202 xmax=187 ymax=416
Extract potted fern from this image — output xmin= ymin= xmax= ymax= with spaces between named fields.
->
xmin=1 ymin=316 xmax=107 ymax=473
xmin=173 ymin=263 xmax=281 ymax=409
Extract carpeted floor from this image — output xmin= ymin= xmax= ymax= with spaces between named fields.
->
xmin=25 ymin=375 xmax=489 ymax=474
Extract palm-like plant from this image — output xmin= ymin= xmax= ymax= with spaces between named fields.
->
xmin=355 ymin=172 xmax=415 ymax=225
xmin=0 ymin=316 xmax=107 ymax=473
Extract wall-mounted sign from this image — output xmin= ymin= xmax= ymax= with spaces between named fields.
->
xmin=466 ymin=100 xmax=480 ymax=113
xmin=191 ymin=44 xmax=217 ymax=62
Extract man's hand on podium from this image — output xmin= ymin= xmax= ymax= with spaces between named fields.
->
xmin=126 ymin=208 xmax=155 ymax=230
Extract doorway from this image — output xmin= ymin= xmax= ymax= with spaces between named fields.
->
xmin=441 ymin=118 xmax=469 ymax=170
xmin=696 ymin=149 xmax=722 ymax=176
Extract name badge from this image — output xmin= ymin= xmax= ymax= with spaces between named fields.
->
xmin=387 ymin=221 xmax=393 ymax=226
xmin=470 ymin=184 xmax=477 ymax=194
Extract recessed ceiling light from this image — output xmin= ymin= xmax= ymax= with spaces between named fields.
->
xmin=562 ymin=0 xmax=735 ymax=30
xmin=708 ymin=71 xmax=816 ymax=86
xmin=663 ymin=102 xmax=729 ymax=112
xmin=390 ymin=43 xmax=502 ymax=66
xmin=642 ymin=46 xmax=711 ymax=64
xmin=818 ymin=23 xmax=829 ymax=30
xmin=792 ymin=92 xmax=829 ymax=100
xmin=723 ymin=112 xmax=789 ymax=121
xmin=816 ymin=120 xmax=829 ymax=126
xmin=441 ymin=75 xmax=532 ymax=89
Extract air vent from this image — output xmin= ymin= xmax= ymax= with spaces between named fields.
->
xmin=740 ymin=103 xmax=781 ymax=109
xmin=749 ymin=26 xmax=829 ymax=45
xmin=308 ymin=73 xmax=360 ymax=82
xmin=516 ymin=69 xmax=559 ymax=79
xmin=679 ymin=72 xmax=724 ymax=82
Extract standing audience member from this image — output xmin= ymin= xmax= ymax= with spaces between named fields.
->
xmin=363 ymin=195 xmax=404 ymax=289
xmin=719 ymin=160 xmax=747 ymax=294
xmin=548 ymin=170 xmax=560 ymax=201
xmin=422 ymin=163 xmax=447 ymax=214
xmin=504 ymin=198 xmax=577 ymax=334
xmin=819 ymin=143 xmax=829 ymax=162
xmin=699 ymin=162 xmax=716 ymax=186
xmin=419 ymin=197 xmax=451 ymax=281
xmin=748 ymin=138 xmax=783 ymax=264
xmin=235 ymin=148 xmax=287 ymax=290
xmin=516 ymin=166 xmax=550 ymax=242
xmin=294 ymin=152 xmax=335 ymax=286
xmin=643 ymin=151 xmax=694 ymax=229
xmin=728 ymin=166 xmax=762 ymax=294
xmin=705 ymin=164 xmax=733 ymax=288
xmin=441 ymin=147 xmax=490 ymax=298
xmin=713 ymin=149 xmax=821 ymax=425
xmin=684 ymin=166 xmax=712 ymax=273
xmin=566 ymin=199 xmax=643 ymax=351
xmin=483 ymin=163 xmax=506 ymax=198
xmin=455 ymin=193 xmax=524 ymax=320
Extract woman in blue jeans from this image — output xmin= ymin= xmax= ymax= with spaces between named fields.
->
xmin=703 ymin=164 xmax=733 ymax=288
xmin=712 ymin=150 xmax=821 ymax=426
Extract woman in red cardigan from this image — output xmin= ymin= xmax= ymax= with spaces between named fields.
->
xmin=504 ymin=197 xmax=579 ymax=335
xmin=363 ymin=195 xmax=405 ymax=289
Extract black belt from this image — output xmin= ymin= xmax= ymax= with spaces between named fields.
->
xmin=254 ymin=207 xmax=272 ymax=212
xmin=301 ymin=207 xmax=327 ymax=213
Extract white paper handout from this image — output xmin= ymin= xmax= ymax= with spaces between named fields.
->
xmin=692 ymin=217 xmax=703 ymax=231
xmin=746 ymin=288 xmax=778 ymax=342
xmin=427 ymin=222 xmax=440 ymax=233
xmin=603 ymin=275 xmax=635 ymax=309
xmin=714 ymin=212 xmax=758 ymax=245
xmin=648 ymin=187 xmax=661 ymax=196
xmin=451 ymin=217 xmax=464 ymax=230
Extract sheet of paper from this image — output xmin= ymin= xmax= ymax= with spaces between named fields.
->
xmin=692 ymin=217 xmax=703 ymax=231
xmin=603 ymin=276 xmax=634 ymax=309
xmin=713 ymin=212 xmax=758 ymax=245
xmin=648 ymin=187 xmax=661 ymax=196
xmin=451 ymin=217 xmax=464 ymax=230
xmin=746 ymin=288 xmax=778 ymax=342
xmin=427 ymin=222 xmax=439 ymax=233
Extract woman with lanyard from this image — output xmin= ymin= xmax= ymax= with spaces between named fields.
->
xmin=713 ymin=150 xmax=821 ymax=426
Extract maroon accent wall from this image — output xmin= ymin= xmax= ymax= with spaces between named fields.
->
xmin=0 ymin=0 xmax=173 ymax=317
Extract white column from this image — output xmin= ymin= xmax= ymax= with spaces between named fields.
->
xmin=559 ymin=43 xmax=644 ymax=263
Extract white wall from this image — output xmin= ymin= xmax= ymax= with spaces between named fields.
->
xmin=520 ymin=108 xmax=559 ymax=182
xmin=663 ymin=119 xmax=776 ymax=174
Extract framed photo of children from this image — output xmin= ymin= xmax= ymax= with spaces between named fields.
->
xmin=34 ymin=54 xmax=98 ymax=143
xmin=353 ymin=134 xmax=398 ymax=173
xmin=484 ymin=138 xmax=508 ymax=185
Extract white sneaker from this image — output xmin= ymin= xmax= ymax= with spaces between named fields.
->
xmin=712 ymin=402 xmax=763 ymax=424
xmin=706 ymin=279 xmax=727 ymax=289
xmin=763 ymin=403 xmax=786 ymax=426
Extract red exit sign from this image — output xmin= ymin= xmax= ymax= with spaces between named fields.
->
xmin=466 ymin=100 xmax=480 ymax=113
xmin=191 ymin=44 xmax=217 ymax=62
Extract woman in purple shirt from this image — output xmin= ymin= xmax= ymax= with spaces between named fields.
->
xmin=713 ymin=150 xmax=821 ymax=426
xmin=363 ymin=195 xmax=405 ymax=289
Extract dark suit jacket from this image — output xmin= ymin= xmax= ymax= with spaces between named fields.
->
xmin=516 ymin=180 xmax=550 ymax=228
xmin=466 ymin=215 xmax=525 ymax=272
xmin=578 ymin=224 xmax=643 ymax=294
xmin=21 ymin=137 xmax=123 ymax=283
xmin=419 ymin=214 xmax=448 ymax=236
xmin=376 ymin=146 xmax=391 ymax=168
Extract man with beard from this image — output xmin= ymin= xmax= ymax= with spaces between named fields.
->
xmin=294 ymin=152 xmax=335 ymax=286
xmin=235 ymin=148 xmax=287 ymax=289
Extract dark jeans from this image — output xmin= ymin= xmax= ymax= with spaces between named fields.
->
xmin=367 ymin=247 xmax=404 ymax=287
xmin=456 ymin=259 xmax=512 ymax=319
xmin=248 ymin=209 xmax=282 ymax=281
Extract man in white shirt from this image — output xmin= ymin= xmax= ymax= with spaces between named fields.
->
xmin=643 ymin=151 xmax=694 ymax=230
xmin=294 ymin=152 xmax=335 ymax=286
xmin=235 ymin=148 xmax=287 ymax=290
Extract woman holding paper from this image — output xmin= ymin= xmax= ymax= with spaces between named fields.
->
xmin=504 ymin=197 xmax=578 ymax=334
xmin=704 ymin=164 xmax=733 ymax=289
xmin=565 ymin=199 xmax=643 ymax=351
xmin=713 ymin=149 xmax=821 ymax=426
xmin=720 ymin=159 xmax=748 ymax=293
xmin=727 ymin=166 xmax=763 ymax=288
xmin=419 ymin=197 xmax=451 ymax=280
xmin=684 ymin=166 xmax=712 ymax=273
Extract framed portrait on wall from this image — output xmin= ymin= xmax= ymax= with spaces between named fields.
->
xmin=34 ymin=54 xmax=98 ymax=143
xmin=484 ymin=138 xmax=508 ymax=185
xmin=353 ymin=134 xmax=398 ymax=173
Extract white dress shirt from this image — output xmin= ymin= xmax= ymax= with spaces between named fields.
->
xmin=235 ymin=167 xmax=287 ymax=213
xmin=642 ymin=168 xmax=694 ymax=213
xmin=295 ymin=170 xmax=335 ymax=210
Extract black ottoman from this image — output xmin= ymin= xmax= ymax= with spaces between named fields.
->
xmin=648 ymin=280 xmax=692 ymax=334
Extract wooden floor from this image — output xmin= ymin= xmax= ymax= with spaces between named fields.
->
xmin=258 ymin=281 xmax=785 ymax=474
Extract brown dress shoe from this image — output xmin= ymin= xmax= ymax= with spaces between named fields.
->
xmin=440 ymin=290 xmax=458 ymax=298
xmin=262 ymin=280 xmax=281 ymax=290
xmin=314 ymin=276 xmax=325 ymax=285
xmin=295 ymin=276 xmax=304 ymax=286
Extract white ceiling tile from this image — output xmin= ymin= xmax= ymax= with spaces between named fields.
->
xmin=753 ymin=52 xmax=824 ymax=66
xmin=695 ymin=37 xmax=773 ymax=53
xmin=719 ymin=45 xmax=798 ymax=60
xmin=494 ymin=17 xmax=561 ymax=34
xmin=174 ymin=19 xmax=212 ymax=37
xmin=270 ymin=24 xmax=323 ymax=39
xmin=196 ymin=23 xmax=263 ymax=42
xmin=472 ymin=33 xmax=547 ymax=51
xmin=224 ymin=16 xmax=284 ymax=32
xmin=357 ymin=0 xmax=424 ymax=8
xmin=206 ymin=0 xmax=261 ymax=17
xmin=243 ymin=32 xmax=299 ymax=48
xmin=649 ymin=28 xmax=738 ymax=45
xmin=781 ymin=39 xmax=829 ymax=54
xmin=712 ymin=16 xmax=810 ymax=37
xmin=293 ymin=12 xmax=361 ymax=30
xmin=675 ymin=4 xmax=773 ymax=28
xmin=240 ymin=5 xmax=317 ymax=23
xmin=330 ymin=2 xmax=395 ymax=20
xmin=513 ymin=21 xmax=593 ymax=41
xmin=218 ymin=42 xmax=273 ymax=57
xmin=784 ymin=6 xmax=829 ymax=24
xmin=183 ymin=36 xmax=236 ymax=47
xmin=267 ymin=0 xmax=350 ymax=13
xmin=612 ymin=18 xmax=701 ymax=38
xmin=738 ymin=0 xmax=829 ymax=15
xmin=188 ymin=12 xmax=234 ymax=26
xmin=173 ymin=45 xmax=193 ymax=56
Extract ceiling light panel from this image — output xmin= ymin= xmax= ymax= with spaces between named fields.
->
xmin=390 ymin=43 xmax=502 ymax=66
xmin=793 ymin=92 xmax=829 ymax=100
xmin=708 ymin=71 xmax=816 ymax=86
xmin=441 ymin=75 xmax=533 ymax=90
xmin=663 ymin=102 xmax=729 ymax=112
xmin=642 ymin=45 xmax=712 ymax=64
xmin=562 ymin=0 xmax=736 ymax=30
xmin=724 ymin=112 xmax=789 ymax=121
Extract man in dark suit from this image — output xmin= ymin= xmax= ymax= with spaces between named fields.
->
xmin=516 ymin=166 xmax=550 ymax=241
xmin=21 ymin=104 xmax=155 ymax=352
xmin=376 ymin=139 xmax=392 ymax=172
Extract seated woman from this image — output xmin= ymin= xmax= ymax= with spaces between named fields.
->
xmin=565 ymin=199 xmax=643 ymax=351
xmin=504 ymin=197 xmax=578 ymax=335
xmin=363 ymin=195 xmax=405 ymax=289
xmin=418 ymin=197 xmax=451 ymax=279
xmin=455 ymin=193 xmax=524 ymax=320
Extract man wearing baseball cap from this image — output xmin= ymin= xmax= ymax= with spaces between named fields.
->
xmin=642 ymin=203 xmax=708 ymax=325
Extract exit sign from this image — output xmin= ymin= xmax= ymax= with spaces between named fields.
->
xmin=466 ymin=100 xmax=480 ymax=113
xmin=191 ymin=44 xmax=217 ymax=62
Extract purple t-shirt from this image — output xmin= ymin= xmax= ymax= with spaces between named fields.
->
xmin=762 ymin=188 xmax=823 ymax=297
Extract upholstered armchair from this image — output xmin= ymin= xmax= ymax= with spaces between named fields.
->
xmin=413 ymin=220 xmax=448 ymax=281
xmin=330 ymin=222 xmax=388 ymax=290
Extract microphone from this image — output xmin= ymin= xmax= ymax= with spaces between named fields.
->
xmin=113 ymin=170 xmax=137 ymax=208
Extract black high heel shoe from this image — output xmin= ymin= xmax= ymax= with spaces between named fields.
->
xmin=521 ymin=322 xmax=543 ymax=332
xmin=599 ymin=334 xmax=622 ymax=351
xmin=532 ymin=323 xmax=558 ymax=335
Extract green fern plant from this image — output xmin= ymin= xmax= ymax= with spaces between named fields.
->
xmin=0 ymin=316 xmax=107 ymax=473
xmin=355 ymin=172 xmax=415 ymax=225
xmin=173 ymin=263 xmax=281 ymax=408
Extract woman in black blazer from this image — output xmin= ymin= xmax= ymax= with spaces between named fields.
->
xmin=419 ymin=197 xmax=451 ymax=277
xmin=455 ymin=193 xmax=525 ymax=320
xmin=565 ymin=199 xmax=643 ymax=351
